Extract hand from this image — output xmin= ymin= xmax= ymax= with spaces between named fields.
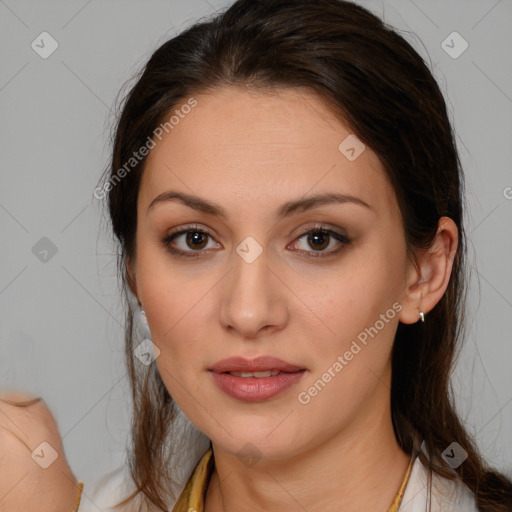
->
xmin=0 ymin=391 xmax=81 ymax=511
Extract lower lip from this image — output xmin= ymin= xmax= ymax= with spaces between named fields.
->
xmin=210 ymin=370 xmax=306 ymax=402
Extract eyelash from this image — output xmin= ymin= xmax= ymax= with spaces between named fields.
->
xmin=162 ymin=223 xmax=351 ymax=259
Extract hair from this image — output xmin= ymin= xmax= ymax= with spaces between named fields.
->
xmin=96 ymin=0 xmax=512 ymax=510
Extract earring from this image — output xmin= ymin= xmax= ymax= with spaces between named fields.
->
xmin=138 ymin=308 xmax=152 ymax=338
xmin=419 ymin=311 xmax=425 ymax=323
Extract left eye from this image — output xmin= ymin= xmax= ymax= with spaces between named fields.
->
xmin=290 ymin=227 xmax=350 ymax=256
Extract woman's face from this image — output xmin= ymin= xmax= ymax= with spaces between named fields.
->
xmin=131 ymin=86 xmax=415 ymax=461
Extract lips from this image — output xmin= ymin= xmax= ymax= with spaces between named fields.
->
xmin=208 ymin=356 xmax=306 ymax=402
xmin=209 ymin=356 xmax=305 ymax=374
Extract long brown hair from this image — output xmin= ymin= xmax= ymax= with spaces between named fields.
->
xmin=98 ymin=0 xmax=512 ymax=510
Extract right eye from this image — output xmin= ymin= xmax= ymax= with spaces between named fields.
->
xmin=162 ymin=225 xmax=221 ymax=258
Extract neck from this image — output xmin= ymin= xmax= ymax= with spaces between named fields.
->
xmin=204 ymin=383 xmax=411 ymax=512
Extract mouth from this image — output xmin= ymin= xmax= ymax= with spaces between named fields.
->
xmin=208 ymin=356 xmax=306 ymax=402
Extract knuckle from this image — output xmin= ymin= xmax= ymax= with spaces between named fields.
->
xmin=0 ymin=393 xmax=61 ymax=448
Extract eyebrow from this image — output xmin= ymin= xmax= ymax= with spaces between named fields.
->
xmin=147 ymin=190 xmax=373 ymax=218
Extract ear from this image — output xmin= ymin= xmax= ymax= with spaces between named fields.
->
xmin=125 ymin=258 xmax=140 ymax=306
xmin=399 ymin=217 xmax=459 ymax=324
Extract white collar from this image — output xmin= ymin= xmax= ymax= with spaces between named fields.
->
xmin=399 ymin=453 xmax=478 ymax=511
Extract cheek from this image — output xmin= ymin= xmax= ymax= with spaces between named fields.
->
xmin=134 ymin=244 xmax=221 ymax=389
xmin=135 ymin=245 xmax=186 ymax=347
xmin=302 ymin=248 xmax=403 ymax=346
xmin=292 ymin=244 xmax=405 ymax=415
xmin=293 ymin=264 xmax=401 ymax=431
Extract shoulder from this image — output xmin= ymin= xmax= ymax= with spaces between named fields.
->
xmin=399 ymin=454 xmax=478 ymax=512
xmin=0 ymin=391 xmax=79 ymax=511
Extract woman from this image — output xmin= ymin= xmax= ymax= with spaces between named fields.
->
xmin=2 ymin=0 xmax=511 ymax=511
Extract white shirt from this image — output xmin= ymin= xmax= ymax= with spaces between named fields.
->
xmin=398 ymin=452 xmax=479 ymax=511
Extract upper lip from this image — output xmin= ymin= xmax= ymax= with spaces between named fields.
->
xmin=209 ymin=356 xmax=305 ymax=373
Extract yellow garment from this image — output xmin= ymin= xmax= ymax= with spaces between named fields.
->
xmin=72 ymin=482 xmax=84 ymax=512
xmin=172 ymin=448 xmax=414 ymax=512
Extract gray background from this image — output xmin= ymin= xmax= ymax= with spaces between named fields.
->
xmin=1 ymin=0 xmax=511 ymax=492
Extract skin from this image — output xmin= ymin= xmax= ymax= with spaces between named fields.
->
xmin=127 ymin=85 xmax=458 ymax=512
xmin=0 ymin=392 xmax=79 ymax=511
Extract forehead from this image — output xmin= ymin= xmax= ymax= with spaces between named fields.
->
xmin=139 ymin=86 xmax=396 ymax=218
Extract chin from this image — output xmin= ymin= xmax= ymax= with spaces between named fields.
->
xmin=208 ymin=422 xmax=307 ymax=462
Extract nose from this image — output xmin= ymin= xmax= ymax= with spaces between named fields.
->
xmin=219 ymin=242 xmax=289 ymax=340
